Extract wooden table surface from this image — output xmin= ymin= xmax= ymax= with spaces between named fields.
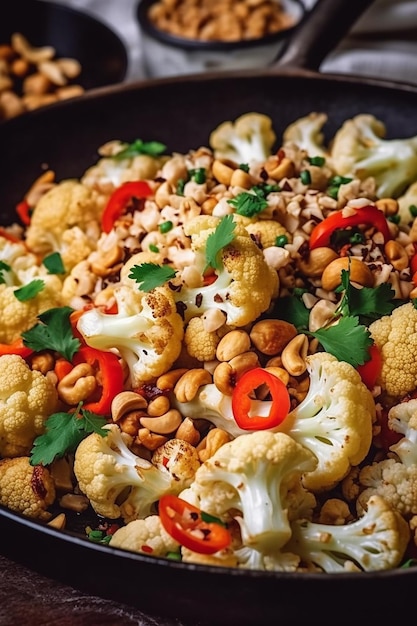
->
xmin=0 ymin=553 xmax=191 ymax=626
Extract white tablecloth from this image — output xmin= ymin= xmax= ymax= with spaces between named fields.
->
xmin=54 ymin=0 xmax=417 ymax=86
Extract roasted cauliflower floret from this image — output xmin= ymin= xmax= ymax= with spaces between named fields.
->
xmin=0 ymin=355 xmax=59 ymax=458
xmin=0 ymin=456 xmax=55 ymax=520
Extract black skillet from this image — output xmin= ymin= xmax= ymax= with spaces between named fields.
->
xmin=1 ymin=0 xmax=417 ymax=623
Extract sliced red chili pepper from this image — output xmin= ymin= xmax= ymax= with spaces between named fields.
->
xmin=232 ymin=367 xmax=290 ymax=431
xmin=159 ymin=494 xmax=232 ymax=555
xmin=54 ymin=358 xmax=74 ymax=381
xmin=0 ymin=337 xmax=33 ymax=358
xmin=356 ymin=343 xmax=382 ymax=390
xmin=72 ymin=345 xmax=124 ymax=415
xmin=16 ymin=199 xmax=32 ymax=226
xmin=101 ymin=181 xmax=153 ymax=233
xmin=309 ymin=205 xmax=392 ymax=249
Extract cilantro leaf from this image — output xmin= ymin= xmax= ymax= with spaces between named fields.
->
xmin=227 ymin=191 xmax=268 ymax=217
xmin=128 ymin=263 xmax=177 ymax=292
xmin=309 ymin=316 xmax=373 ymax=367
xmin=114 ymin=139 xmax=166 ymax=160
xmin=336 ymin=268 xmax=397 ymax=323
xmin=30 ymin=407 xmax=107 ymax=466
xmin=0 ymin=260 xmax=11 ymax=284
xmin=43 ymin=252 xmax=66 ymax=275
xmin=14 ymin=279 xmax=45 ymax=302
xmin=22 ymin=306 xmax=80 ymax=361
xmin=271 ymin=294 xmax=309 ymax=330
xmin=205 ymin=214 xmax=236 ymax=271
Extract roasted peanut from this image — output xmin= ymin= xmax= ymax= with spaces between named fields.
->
xmin=147 ymin=395 xmax=171 ymax=416
xmin=384 ymin=240 xmax=409 ymax=271
xmin=157 ymin=368 xmax=189 ymax=391
xmin=321 ymin=257 xmax=374 ymax=291
xmin=308 ymin=299 xmax=338 ymax=333
xmin=264 ymin=156 xmax=295 ymax=181
xmin=250 ymin=319 xmax=297 ymax=356
xmin=111 ymin=391 xmax=148 ymax=422
xmin=296 ymin=247 xmax=339 ymax=278
xmin=213 ymin=351 xmax=259 ymax=395
xmin=140 ymin=409 xmax=183 ymax=434
xmin=136 ymin=428 xmax=168 ymax=450
xmin=174 ymin=368 xmax=212 ymax=402
xmin=197 ymin=428 xmax=232 ymax=462
xmin=375 ymin=197 xmax=399 ymax=217
xmin=281 ymin=334 xmax=308 ymax=377
xmin=175 ymin=417 xmax=201 ymax=446
xmin=216 ymin=329 xmax=251 ymax=361
xmin=57 ymin=363 xmax=96 ymax=405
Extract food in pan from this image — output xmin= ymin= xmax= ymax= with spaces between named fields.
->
xmin=1 ymin=111 xmax=417 ymax=573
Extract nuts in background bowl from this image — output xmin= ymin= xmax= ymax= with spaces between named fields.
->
xmin=148 ymin=0 xmax=296 ymax=43
xmin=0 ymin=32 xmax=84 ymax=121
xmin=136 ymin=0 xmax=306 ymax=78
xmin=0 ymin=0 xmax=128 ymax=122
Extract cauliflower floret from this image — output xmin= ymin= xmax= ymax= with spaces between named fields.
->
xmin=184 ymin=316 xmax=224 ymax=362
xmin=280 ymin=353 xmax=375 ymax=491
xmin=286 ymin=495 xmax=410 ymax=572
xmin=173 ymin=215 xmax=279 ymax=327
xmin=0 ymin=456 xmax=55 ymax=520
xmin=209 ymin=113 xmax=276 ymax=164
xmin=25 ymin=180 xmax=103 ymax=269
xmin=0 ymin=278 xmax=63 ymax=344
xmin=0 ymin=235 xmax=63 ymax=343
xmin=357 ymin=458 xmax=417 ymax=518
xmin=174 ymin=353 xmax=375 ymax=492
xmin=282 ymin=112 xmax=329 ymax=158
xmin=388 ymin=398 xmax=417 ymax=466
xmin=330 ymin=114 xmax=417 ymax=198
xmin=109 ymin=515 xmax=180 ymax=557
xmin=369 ymin=301 xmax=417 ymax=398
xmin=74 ymin=425 xmax=199 ymax=523
xmin=397 ymin=181 xmax=417 ymax=225
xmin=244 ymin=219 xmax=291 ymax=250
xmin=189 ymin=431 xmax=317 ymax=553
xmin=76 ymin=284 xmax=184 ymax=387
xmin=0 ymin=355 xmax=59 ymax=457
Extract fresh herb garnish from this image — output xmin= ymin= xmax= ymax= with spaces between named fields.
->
xmin=114 ymin=139 xmax=166 ymax=160
xmin=128 ymin=263 xmax=177 ymax=292
xmin=205 ymin=214 xmax=236 ymax=271
xmin=14 ymin=279 xmax=45 ymax=302
xmin=21 ymin=306 xmax=80 ymax=361
xmin=227 ymin=190 xmax=268 ymax=217
xmin=30 ymin=404 xmax=108 ymax=466
xmin=309 ymin=316 xmax=373 ymax=366
xmin=43 ymin=252 xmax=65 ymax=275
xmin=0 ymin=260 xmax=11 ymax=284
xmin=335 ymin=269 xmax=397 ymax=324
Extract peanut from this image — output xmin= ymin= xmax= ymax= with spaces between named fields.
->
xmin=321 ymin=257 xmax=374 ymax=291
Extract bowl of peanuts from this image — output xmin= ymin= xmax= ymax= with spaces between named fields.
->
xmin=0 ymin=0 xmax=129 ymax=121
xmin=136 ymin=0 xmax=306 ymax=78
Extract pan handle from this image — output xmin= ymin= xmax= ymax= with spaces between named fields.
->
xmin=275 ymin=0 xmax=376 ymax=71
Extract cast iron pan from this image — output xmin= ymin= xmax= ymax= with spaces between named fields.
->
xmin=1 ymin=0 xmax=417 ymax=623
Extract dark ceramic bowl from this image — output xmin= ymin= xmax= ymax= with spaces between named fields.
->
xmin=0 ymin=0 xmax=128 ymax=91
xmin=136 ymin=0 xmax=306 ymax=77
